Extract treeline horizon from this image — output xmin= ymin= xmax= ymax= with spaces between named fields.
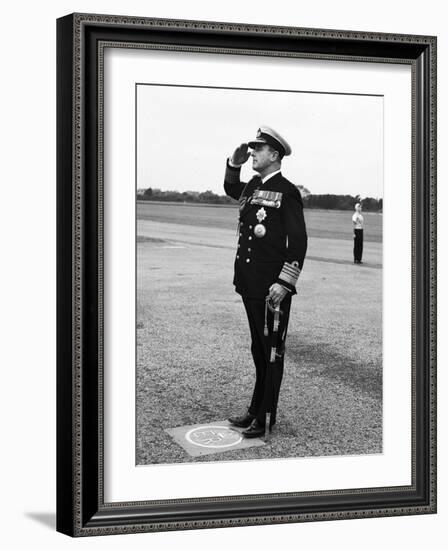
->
xmin=137 ymin=187 xmax=383 ymax=211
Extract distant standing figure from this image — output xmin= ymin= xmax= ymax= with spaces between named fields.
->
xmin=352 ymin=202 xmax=364 ymax=264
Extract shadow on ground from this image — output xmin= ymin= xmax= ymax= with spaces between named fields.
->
xmin=25 ymin=512 xmax=56 ymax=530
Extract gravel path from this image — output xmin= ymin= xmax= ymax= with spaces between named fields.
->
xmin=136 ymin=208 xmax=382 ymax=465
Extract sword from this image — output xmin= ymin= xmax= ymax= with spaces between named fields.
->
xmin=264 ymin=297 xmax=281 ymax=441
xmin=265 ymin=412 xmax=271 ymax=441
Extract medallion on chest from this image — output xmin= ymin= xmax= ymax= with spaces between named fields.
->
xmin=254 ymin=207 xmax=267 ymax=238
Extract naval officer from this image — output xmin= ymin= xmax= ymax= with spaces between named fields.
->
xmin=224 ymin=126 xmax=308 ymax=438
xmin=352 ymin=202 xmax=364 ymax=264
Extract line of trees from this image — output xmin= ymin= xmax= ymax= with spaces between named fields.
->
xmin=138 ymin=188 xmax=234 ymax=205
xmin=137 ymin=187 xmax=382 ymax=211
xmin=303 ymin=194 xmax=382 ymax=211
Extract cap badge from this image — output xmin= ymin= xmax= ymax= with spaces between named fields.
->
xmin=256 ymin=128 xmax=262 ymax=138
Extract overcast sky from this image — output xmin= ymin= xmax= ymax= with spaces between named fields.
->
xmin=137 ymin=84 xmax=383 ymax=199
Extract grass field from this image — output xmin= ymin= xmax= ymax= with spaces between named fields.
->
xmin=137 ymin=200 xmax=383 ymax=242
xmin=136 ymin=201 xmax=382 ymax=465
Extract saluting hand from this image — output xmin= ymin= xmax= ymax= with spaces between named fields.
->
xmin=231 ymin=143 xmax=251 ymax=166
xmin=267 ymin=283 xmax=288 ymax=309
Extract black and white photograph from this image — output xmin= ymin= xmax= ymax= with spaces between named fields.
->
xmin=135 ymin=84 xmax=383 ymax=465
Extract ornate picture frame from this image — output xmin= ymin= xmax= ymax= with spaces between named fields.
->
xmin=57 ymin=13 xmax=436 ymax=536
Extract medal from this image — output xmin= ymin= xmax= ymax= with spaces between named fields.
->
xmin=251 ymin=190 xmax=283 ymax=208
xmin=255 ymin=207 xmax=267 ymax=238
xmin=254 ymin=224 xmax=266 ymax=238
xmin=256 ymin=207 xmax=267 ymax=222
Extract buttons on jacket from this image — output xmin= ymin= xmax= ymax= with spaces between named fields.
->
xmin=237 ymin=216 xmax=258 ymax=263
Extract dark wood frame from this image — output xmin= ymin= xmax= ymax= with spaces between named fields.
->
xmin=57 ymin=13 xmax=437 ymax=537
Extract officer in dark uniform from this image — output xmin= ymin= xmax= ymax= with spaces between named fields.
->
xmin=224 ymin=126 xmax=307 ymax=438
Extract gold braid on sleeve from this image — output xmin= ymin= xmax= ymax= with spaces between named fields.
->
xmin=278 ymin=261 xmax=301 ymax=287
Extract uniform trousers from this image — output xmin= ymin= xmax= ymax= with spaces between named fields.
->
xmin=354 ymin=229 xmax=364 ymax=262
xmin=242 ymin=293 xmax=292 ymax=426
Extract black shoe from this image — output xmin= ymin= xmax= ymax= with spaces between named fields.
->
xmin=242 ymin=419 xmax=271 ymax=438
xmin=228 ymin=411 xmax=256 ymax=428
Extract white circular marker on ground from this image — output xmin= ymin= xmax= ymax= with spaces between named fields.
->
xmin=185 ymin=426 xmax=242 ymax=448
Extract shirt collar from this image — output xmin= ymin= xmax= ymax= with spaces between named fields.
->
xmin=261 ymin=169 xmax=281 ymax=184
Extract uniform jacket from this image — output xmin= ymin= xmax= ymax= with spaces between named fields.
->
xmin=224 ymin=161 xmax=308 ymax=299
